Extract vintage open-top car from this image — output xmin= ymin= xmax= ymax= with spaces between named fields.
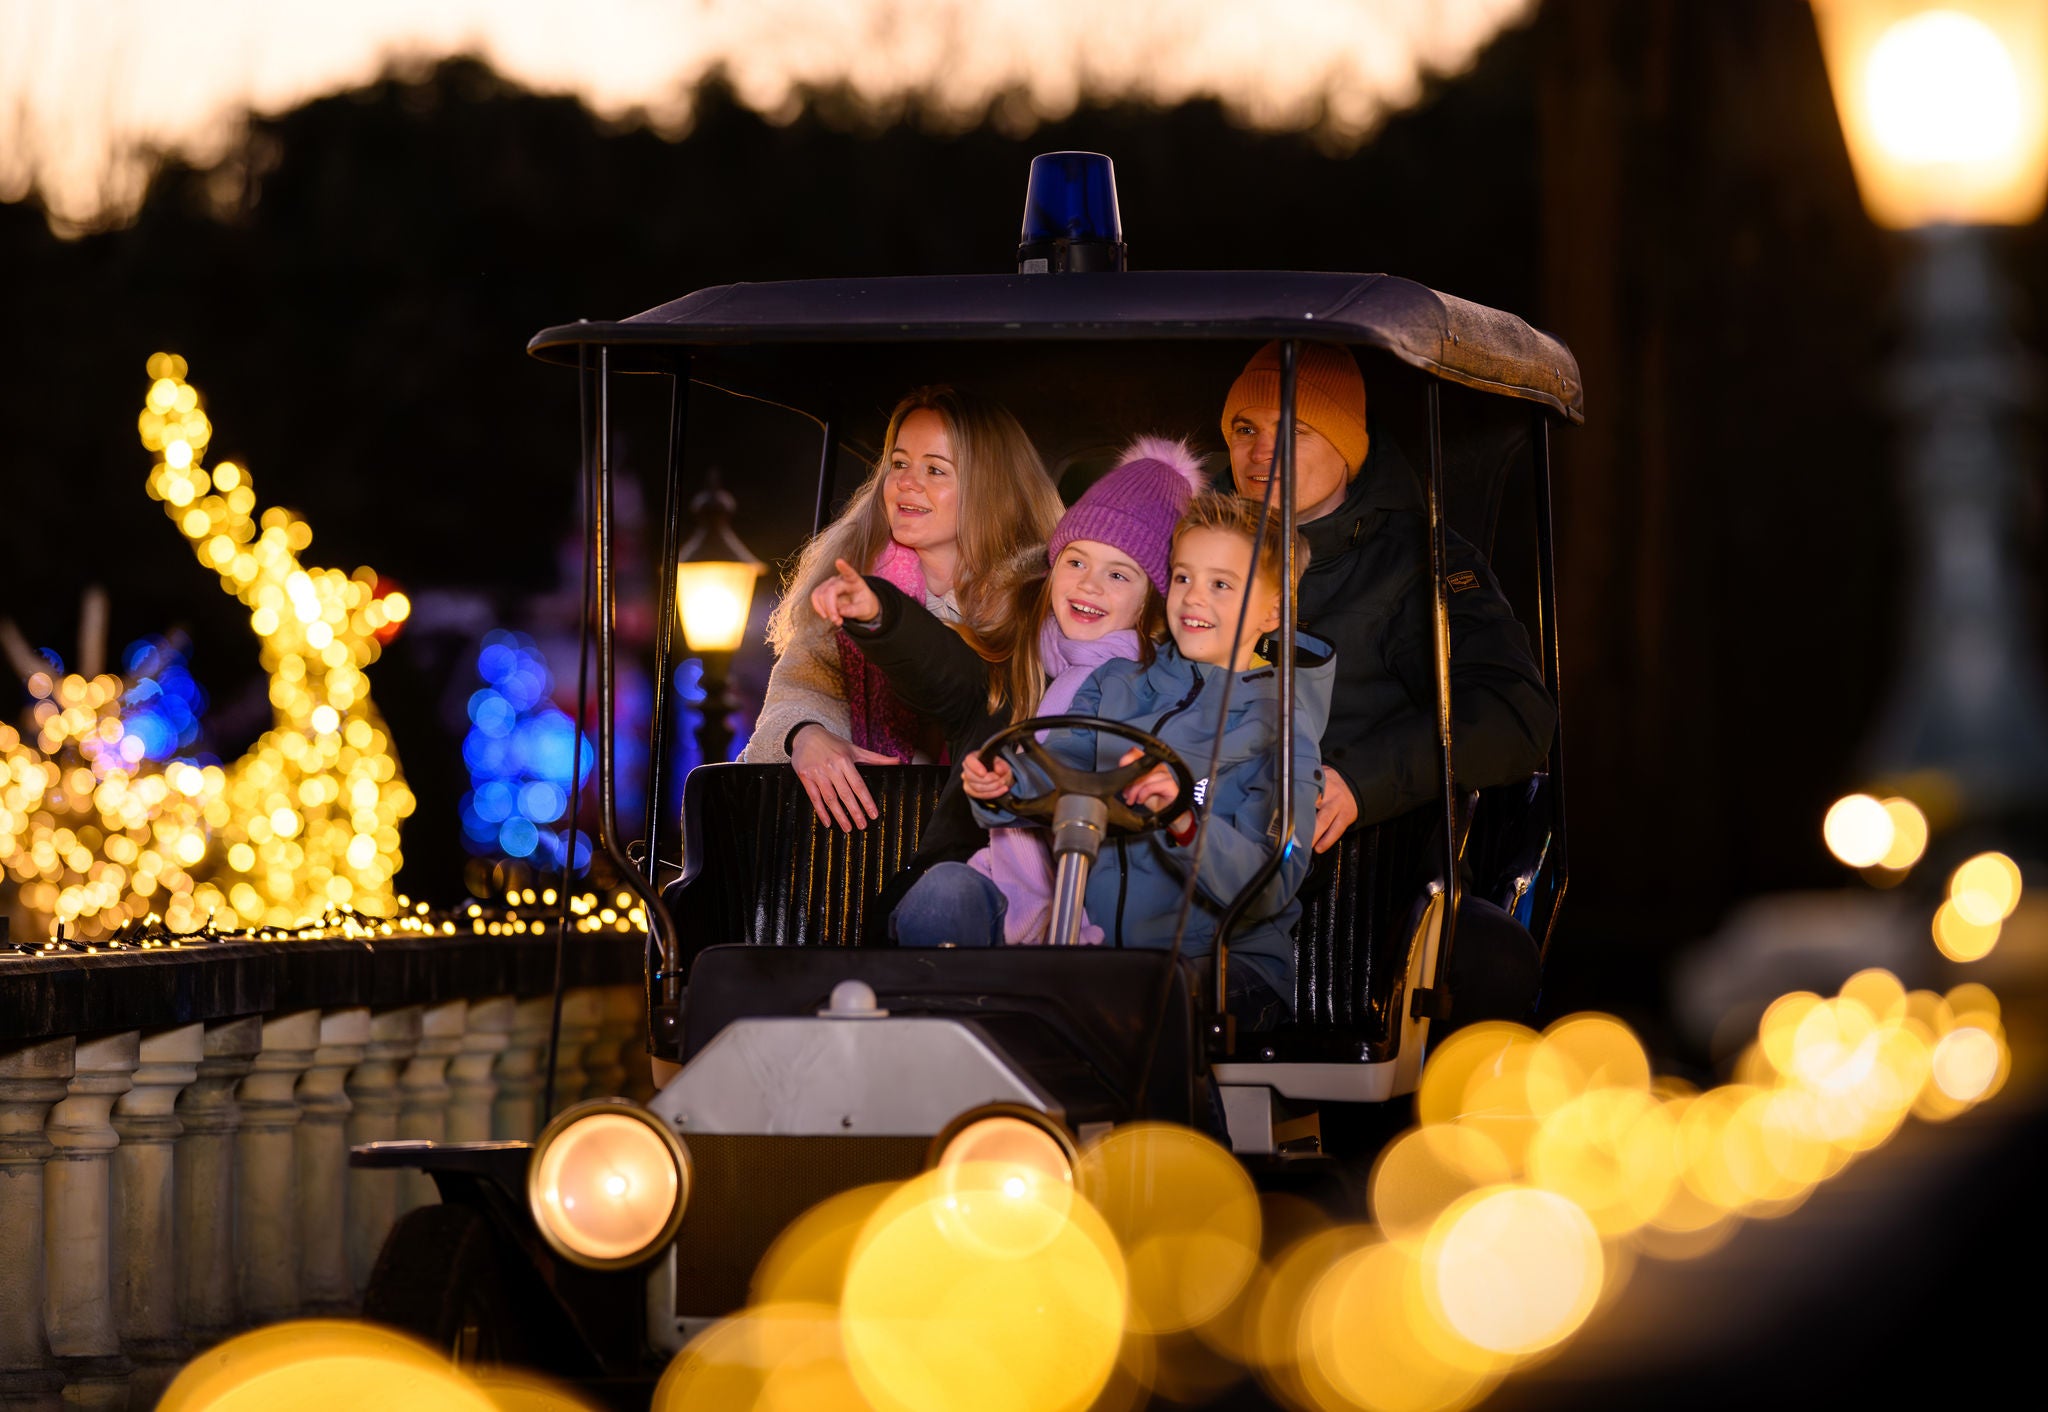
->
xmin=352 ymin=152 xmax=1580 ymax=1393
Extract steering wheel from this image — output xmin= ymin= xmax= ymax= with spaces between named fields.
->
xmin=977 ymin=715 xmax=1195 ymax=836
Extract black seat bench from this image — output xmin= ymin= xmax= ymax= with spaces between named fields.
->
xmin=664 ymin=763 xmax=1556 ymax=1079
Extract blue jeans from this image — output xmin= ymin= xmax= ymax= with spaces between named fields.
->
xmin=890 ymin=862 xmax=1008 ymax=948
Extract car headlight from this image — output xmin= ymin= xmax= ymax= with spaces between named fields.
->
xmin=927 ymin=1104 xmax=1077 ymax=1198
xmin=527 ymin=1100 xmax=690 ymax=1269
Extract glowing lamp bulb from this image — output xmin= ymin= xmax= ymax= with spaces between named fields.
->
xmin=675 ymin=481 xmax=762 ymax=654
xmin=675 ymin=563 xmax=759 ymax=654
xmin=1811 ymin=0 xmax=2048 ymax=227
xmin=531 ymin=1110 xmax=685 ymax=1265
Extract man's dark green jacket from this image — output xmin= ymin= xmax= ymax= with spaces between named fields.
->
xmin=1297 ymin=428 xmax=1555 ymax=825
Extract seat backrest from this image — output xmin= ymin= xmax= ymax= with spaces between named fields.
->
xmin=667 ymin=763 xmax=950 ymax=969
xmin=1283 ymin=803 xmax=1444 ymax=1057
xmin=668 ymin=763 xmax=1546 ymax=1064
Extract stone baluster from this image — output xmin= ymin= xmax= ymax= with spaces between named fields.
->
xmin=551 ymin=989 xmax=604 ymax=1115
xmin=396 ymin=999 xmax=465 ymax=1210
xmin=175 ymin=1017 xmax=260 ymax=1346
xmin=493 ymin=997 xmax=553 ymax=1141
xmin=235 ymin=1010 xmax=319 ymax=1325
xmin=295 ymin=1008 xmax=368 ymax=1313
xmin=44 ymin=1030 xmax=140 ymax=1411
xmin=110 ymin=1024 xmax=202 ymax=1404
xmin=448 ymin=996 xmax=511 ymax=1144
xmin=345 ymin=1007 xmax=418 ymax=1289
xmin=581 ymin=986 xmax=636 ymax=1101
xmin=0 ymin=1037 xmax=74 ymax=1412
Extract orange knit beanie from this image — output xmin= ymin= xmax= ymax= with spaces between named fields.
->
xmin=1220 ymin=340 xmax=1369 ymax=473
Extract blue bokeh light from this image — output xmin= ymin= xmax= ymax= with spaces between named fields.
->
xmin=459 ymin=629 xmax=597 ymax=873
xmin=118 ymin=637 xmax=209 ymax=762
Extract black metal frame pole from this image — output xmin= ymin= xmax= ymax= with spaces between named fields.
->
xmin=811 ymin=415 xmax=837 ymax=537
xmin=1210 ymin=339 xmax=1300 ymax=1039
xmin=641 ymin=360 xmax=691 ymax=887
xmin=1415 ymin=379 xmax=1461 ymax=1020
xmin=1530 ymin=412 xmax=1569 ymax=954
xmin=594 ymin=350 xmax=685 ymax=1031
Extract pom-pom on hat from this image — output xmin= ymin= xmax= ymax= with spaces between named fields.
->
xmin=1048 ymin=436 xmax=1206 ymax=595
xmin=1221 ymin=341 xmax=1370 ymax=473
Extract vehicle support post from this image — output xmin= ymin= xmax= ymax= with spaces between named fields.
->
xmin=595 ymin=350 xmax=686 ymax=1026
xmin=1529 ymin=411 xmax=1568 ymax=954
xmin=1414 ymin=380 xmax=1460 ymax=1021
xmin=642 ymin=359 xmax=692 ymax=889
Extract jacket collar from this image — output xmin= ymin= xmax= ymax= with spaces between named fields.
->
xmin=1300 ymin=423 xmax=1422 ymax=569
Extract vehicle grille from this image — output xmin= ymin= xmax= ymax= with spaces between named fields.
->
xmin=673 ymin=1132 xmax=929 ymax=1317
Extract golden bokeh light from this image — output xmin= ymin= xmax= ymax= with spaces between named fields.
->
xmin=1931 ymin=1026 xmax=2005 ymax=1103
xmin=651 ymin=1301 xmax=865 ymax=1412
xmin=1077 ymin=1123 xmax=1262 ymax=1335
xmin=0 ymin=358 xmax=413 ymax=937
xmin=1302 ymin=1239 xmax=1497 ymax=1412
xmin=1948 ymin=851 xmax=2023 ymax=925
xmin=1876 ymin=796 xmax=1930 ymax=870
xmin=472 ymin=1369 xmax=604 ymax=1412
xmin=1370 ymin=1124 xmax=1516 ymax=1245
xmin=158 ymin=1320 xmax=498 ymax=1412
xmin=841 ymin=1165 xmax=1126 ymax=1412
xmin=1525 ymin=1087 xmax=1679 ymax=1237
xmin=1422 ymin=1186 xmax=1604 ymax=1358
xmin=1823 ymin=793 xmax=1895 ymax=868
xmin=1933 ymin=900 xmax=2002 ymax=962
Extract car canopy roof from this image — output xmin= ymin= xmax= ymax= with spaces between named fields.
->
xmin=528 ymin=271 xmax=1584 ymax=424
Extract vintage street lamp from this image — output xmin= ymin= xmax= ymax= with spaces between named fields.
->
xmin=1811 ymin=0 xmax=2048 ymax=823
xmin=674 ymin=477 xmax=762 ymax=767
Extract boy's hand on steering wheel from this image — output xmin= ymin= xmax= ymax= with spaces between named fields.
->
xmin=961 ymin=752 xmax=1014 ymax=801
xmin=809 ymin=558 xmax=881 ymax=628
xmin=1117 ymin=746 xmax=1180 ymax=813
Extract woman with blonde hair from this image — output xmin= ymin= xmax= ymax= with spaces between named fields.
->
xmin=742 ymin=385 xmax=1063 ymax=830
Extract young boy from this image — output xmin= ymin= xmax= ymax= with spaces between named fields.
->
xmin=961 ymin=491 xmax=1332 ymax=1029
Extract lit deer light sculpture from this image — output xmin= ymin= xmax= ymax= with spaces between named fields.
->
xmin=0 ymin=356 xmax=414 ymax=939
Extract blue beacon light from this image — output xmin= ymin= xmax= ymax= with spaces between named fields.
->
xmin=1017 ymin=151 xmax=1127 ymax=274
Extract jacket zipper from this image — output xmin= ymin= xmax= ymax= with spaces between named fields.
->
xmin=1113 ymin=668 xmax=1208 ymax=947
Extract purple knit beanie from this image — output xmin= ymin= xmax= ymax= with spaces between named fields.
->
xmin=1047 ymin=436 xmax=1208 ymax=595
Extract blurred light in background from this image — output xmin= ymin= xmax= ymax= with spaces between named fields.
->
xmin=462 ymin=629 xmax=593 ymax=870
xmin=1812 ymin=0 xmax=2048 ymax=226
xmin=0 ymin=0 xmax=1537 ymax=234
xmin=1823 ymin=792 xmax=1895 ymax=868
xmin=0 ymin=358 xmax=413 ymax=935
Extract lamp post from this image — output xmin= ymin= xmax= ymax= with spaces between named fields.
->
xmin=674 ymin=477 xmax=763 ymax=769
xmin=1812 ymin=0 xmax=2048 ymax=823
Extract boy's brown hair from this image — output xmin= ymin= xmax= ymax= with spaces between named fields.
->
xmin=1171 ymin=491 xmax=1310 ymax=594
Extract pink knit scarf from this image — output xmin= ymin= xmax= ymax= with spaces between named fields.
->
xmin=837 ymin=539 xmax=946 ymax=763
xmin=969 ymin=618 xmax=1143 ymax=945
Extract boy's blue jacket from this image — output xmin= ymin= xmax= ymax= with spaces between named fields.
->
xmin=974 ymin=633 xmax=1335 ymax=1000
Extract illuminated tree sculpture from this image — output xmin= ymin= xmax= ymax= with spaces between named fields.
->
xmin=0 ymin=355 xmax=415 ymax=937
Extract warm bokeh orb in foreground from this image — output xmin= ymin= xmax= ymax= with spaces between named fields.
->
xmin=1423 ymin=1186 xmax=1604 ymax=1357
xmin=158 ymin=1321 xmax=496 ymax=1412
xmin=1078 ymin=1123 xmax=1262 ymax=1334
xmin=841 ymin=1164 xmax=1126 ymax=1412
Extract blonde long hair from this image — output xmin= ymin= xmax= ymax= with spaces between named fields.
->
xmin=765 ymin=386 xmax=1062 ymax=653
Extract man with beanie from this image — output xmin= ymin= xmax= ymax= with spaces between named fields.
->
xmin=1220 ymin=340 xmax=1556 ymax=847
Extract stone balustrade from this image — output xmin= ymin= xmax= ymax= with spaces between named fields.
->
xmin=0 ymin=927 xmax=643 ymax=1410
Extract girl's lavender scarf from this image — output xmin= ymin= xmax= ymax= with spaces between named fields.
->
xmin=969 ymin=618 xmax=1142 ymax=945
xmin=836 ymin=540 xmax=943 ymax=763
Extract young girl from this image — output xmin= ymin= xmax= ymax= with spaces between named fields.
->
xmin=744 ymin=385 xmax=1064 ymax=834
xmin=957 ymin=491 xmax=1331 ymax=1030
xmin=810 ymin=437 xmax=1205 ymax=943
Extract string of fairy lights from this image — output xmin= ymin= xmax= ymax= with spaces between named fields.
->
xmin=0 ymin=355 xmax=417 ymax=937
